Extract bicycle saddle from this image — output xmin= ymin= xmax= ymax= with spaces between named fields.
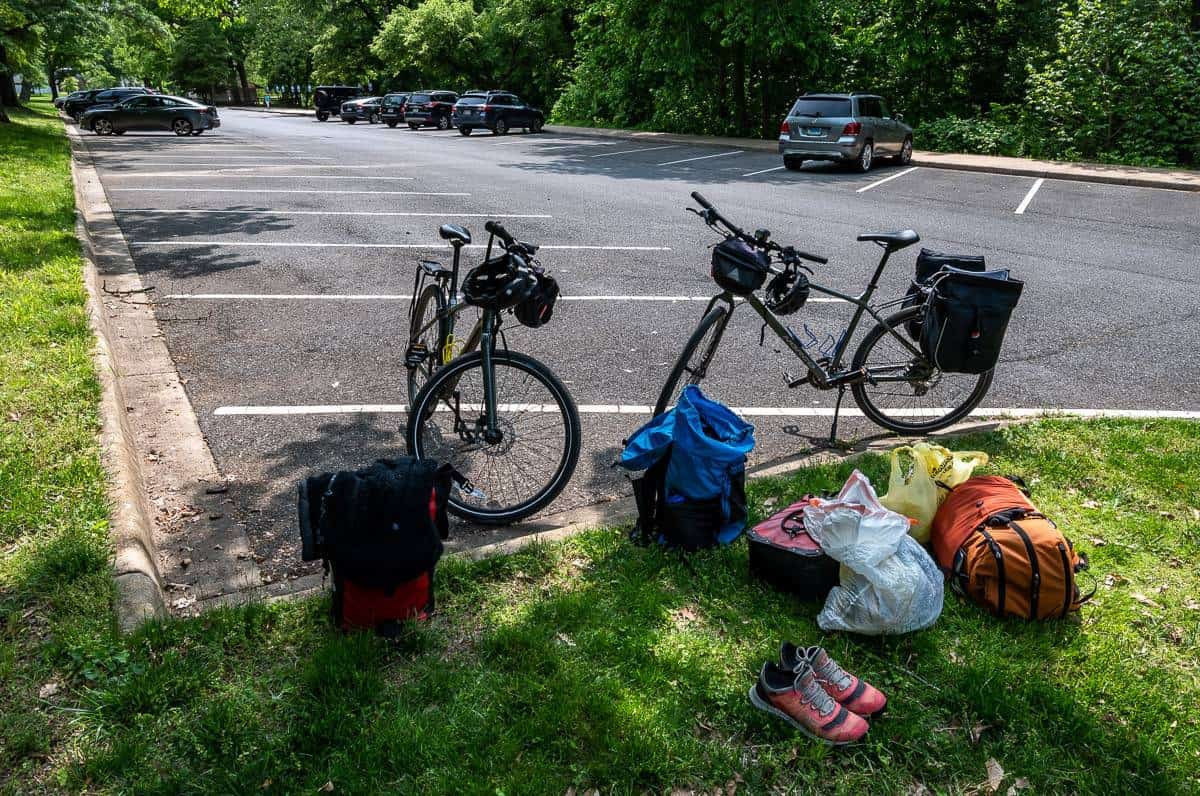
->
xmin=857 ymin=229 xmax=919 ymax=251
xmin=439 ymin=224 xmax=472 ymax=245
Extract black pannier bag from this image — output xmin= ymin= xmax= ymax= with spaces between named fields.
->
xmin=747 ymin=499 xmax=839 ymax=600
xmin=514 ymin=272 xmax=559 ymax=328
xmin=902 ymin=248 xmax=987 ymax=339
xmin=298 ymin=457 xmax=453 ymax=635
xmin=711 ymin=238 xmax=770 ymax=296
xmin=920 ymin=269 xmax=1024 ymax=375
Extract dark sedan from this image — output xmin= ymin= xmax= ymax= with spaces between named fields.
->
xmin=339 ymin=97 xmax=383 ymax=124
xmin=81 ymin=94 xmax=220 ymax=136
xmin=66 ymin=87 xmax=150 ymax=120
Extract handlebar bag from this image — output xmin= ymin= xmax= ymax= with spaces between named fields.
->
xmin=902 ymin=248 xmax=988 ymax=339
xmin=920 ymin=269 xmax=1023 ymax=374
xmin=711 ymin=238 xmax=770 ymax=296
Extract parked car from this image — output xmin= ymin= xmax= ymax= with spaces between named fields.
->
xmin=54 ymin=91 xmax=85 ymax=110
xmin=314 ymin=86 xmax=361 ymax=122
xmin=451 ymin=91 xmax=545 ymax=135
xmin=339 ymin=96 xmax=383 ymax=124
xmin=404 ymin=90 xmax=458 ymax=130
xmin=74 ymin=87 xmax=151 ymax=119
xmin=379 ymin=92 xmax=410 ymax=127
xmin=778 ymin=93 xmax=912 ymax=173
xmin=81 ymin=94 xmax=220 ymax=136
xmin=62 ymin=89 xmax=102 ymax=119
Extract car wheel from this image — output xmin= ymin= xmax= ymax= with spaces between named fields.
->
xmin=93 ymin=118 xmax=114 ymax=136
xmin=459 ymin=126 xmax=472 ymax=136
xmin=386 ymin=120 xmax=397 ymax=128
xmin=855 ymin=140 xmax=873 ymax=173
xmin=409 ymin=123 xmax=420 ymax=130
xmin=898 ymin=136 xmax=913 ymax=165
xmin=172 ymin=118 xmax=193 ymax=136
xmin=317 ymin=111 xmax=329 ymax=122
xmin=370 ymin=112 xmax=380 ymax=124
xmin=529 ymin=117 xmax=544 ymax=133
xmin=494 ymin=117 xmax=508 ymax=135
xmin=436 ymin=115 xmax=451 ymax=131
xmin=784 ymin=156 xmax=803 ymax=171
xmin=345 ymin=117 xmax=356 ymax=124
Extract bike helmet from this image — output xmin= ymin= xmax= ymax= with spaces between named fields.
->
xmin=764 ymin=268 xmax=810 ymax=315
xmin=461 ymin=254 xmax=538 ymax=310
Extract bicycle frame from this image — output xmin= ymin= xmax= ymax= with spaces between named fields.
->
xmin=711 ymin=244 xmax=923 ymax=388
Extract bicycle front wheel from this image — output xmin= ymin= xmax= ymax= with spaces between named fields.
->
xmin=654 ymin=303 xmax=731 ymax=416
xmin=850 ymin=306 xmax=993 ymax=434
xmin=406 ymin=350 xmax=582 ymax=524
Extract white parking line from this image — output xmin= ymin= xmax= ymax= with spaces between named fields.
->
xmin=111 ymin=188 xmax=469 ymax=196
xmin=106 ymin=173 xmax=416 ymax=180
xmin=212 ymin=404 xmax=1200 ymax=419
xmin=589 ymin=145 xmax=679 ymax=158
xmin=1015 ymin=178 xmax=1044 ymax=214
xmin=856 ymin=166 xmax=920 ymax=193
xmin=101 ymin=155 xmax=334 ymax=161
xmin=98 ymin=163 xmax=411 ymax=170
xmin=121 ymin=209 xmax=552 ymax=218
xmin=659 ymin=150 xmax=744 ymax=166
xmin=164 ymin=293 xmax=845 ymax=302
xmin=132 ymin=241 xmax=672 ymax=251
xmin=743 ymin=165 xmax=787 ymax=178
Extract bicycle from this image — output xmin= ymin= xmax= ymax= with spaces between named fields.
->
xmin=404 ymin=221 xmax=582 ymax=524
xmin=656 ymin=192 xmax=995 ymax=438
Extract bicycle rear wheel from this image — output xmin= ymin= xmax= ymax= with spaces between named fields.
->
xmin=654 ymin=303 xmax=731 ymax=416
xmin=406 ymin=350 xmax=581 ymax=524
xmin=406 ymin=284 xmax=447 ymax=408
xmin=850 ymin=306 xmax=993 ymax=433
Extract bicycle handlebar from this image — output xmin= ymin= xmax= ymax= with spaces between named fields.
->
xmin=690 ymin=191 xmax=828 ymax=266
xmin=485 ymin=220 xmax=515 ymax=246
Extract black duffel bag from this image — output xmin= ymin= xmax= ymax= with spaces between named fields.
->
xmin=902 ymin=248 xmax=987 ymax=339
xmin=920 ymin=268 xmax=1024 ymax=374
xmin=711 ymin=238 xmax=770 ymax=296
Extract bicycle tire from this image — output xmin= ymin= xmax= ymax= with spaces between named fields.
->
xmin=406 ymin=283 xmax=448 ymax=408
xmin=406 ymin=350 xmax=581 ymax=524
xmin=850 ymin=306 xmax=993 ymax=434
xmin=654 ymin=303 xmax=731 ymax=416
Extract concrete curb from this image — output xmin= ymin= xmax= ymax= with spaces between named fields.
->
xmin=545 ymin=124 xmax=1200 ymax=192
xmin=68 ymin=133 xmax=168 ymax=630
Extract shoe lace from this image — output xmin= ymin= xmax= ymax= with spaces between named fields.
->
xmin=809 ymin=648 xmax=853 ymax=691
xmin=795 ymin=667 xmax=838 ymax=718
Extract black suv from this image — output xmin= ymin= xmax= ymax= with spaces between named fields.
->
xmin=66 ymin=87 xmax=149 ymax=120
xmin=314 ymin=86 xmax=361 ymax=122
xmin=404 ymin=91 xmax=457 ymax=130
xmin=379 ymin=93 xmax=410 ymax=127
xmin=452 ymin=91 xmax=545 ymax=135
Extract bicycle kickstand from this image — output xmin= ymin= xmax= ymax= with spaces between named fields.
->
xmin=827 ymin=385 xmax=846 ymax=445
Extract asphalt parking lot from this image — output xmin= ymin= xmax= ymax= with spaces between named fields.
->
xmin=79 ymin=109 xmax=1200 ymax=581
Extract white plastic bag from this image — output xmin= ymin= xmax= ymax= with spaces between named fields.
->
xmin=813 ymin=470 xmax=944 ymax=635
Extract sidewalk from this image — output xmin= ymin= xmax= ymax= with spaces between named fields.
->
xmin=225 ymin=107 xmax=1200 ymax=191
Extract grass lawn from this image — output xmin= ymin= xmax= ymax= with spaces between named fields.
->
xmin=3 ymin=99 xmax=1200 ymax=793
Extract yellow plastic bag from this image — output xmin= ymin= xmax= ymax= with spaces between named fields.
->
xmin=917 ymin=444 xmax=989 ymax=496
xmin=880 ymin=444 xmax=989 ymax=542
xmin=879 ymin=446 xmax=939 ymax=543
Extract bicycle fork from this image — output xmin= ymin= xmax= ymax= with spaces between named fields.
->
xmin=477 ymin=310 xmax=503 ymax=444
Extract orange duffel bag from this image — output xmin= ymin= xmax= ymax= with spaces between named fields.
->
xmin=931 ymin=476 xmax=1092 ymax=620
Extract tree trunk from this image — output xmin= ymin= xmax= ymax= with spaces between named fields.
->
xmin=236 ymin=60 xmax=251 ymax=105
xmin=48 ymin=61 xmax=59 ymax=100
xmin=732 ymin=42 xmax=746 ymax=135
xmin=19 ymin=80 xmax=31 ymax=102
xmin=0 ymin=43 xmax=18 ymax=116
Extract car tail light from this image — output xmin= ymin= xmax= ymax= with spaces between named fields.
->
xmin=779 ymin=120 xmax=790 ymax=134
xmin=479 ymin=105 xmax=490 ymax=112
xmin=425 ymin=103 xmax=436 ymax=109
xmin=842 ymin=121 xmax=862 ymax=135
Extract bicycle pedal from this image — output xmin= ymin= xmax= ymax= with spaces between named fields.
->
xmin=784 ymin=372 xmax=809 ymax=389
xmin=404 ymin=343 xmax=429 ymax=368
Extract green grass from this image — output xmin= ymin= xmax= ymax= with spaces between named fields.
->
xmin=3 ymin=99 xmax=1200 ymax=793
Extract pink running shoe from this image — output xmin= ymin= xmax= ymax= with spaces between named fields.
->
xmin=780 ymin=642 xmax=888 ymax=718
xmin=749 ymin=661 xmax=869 ymax=745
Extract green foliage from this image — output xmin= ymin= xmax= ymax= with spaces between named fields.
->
xmin=169 ymin=17 xmax=233 ymax=97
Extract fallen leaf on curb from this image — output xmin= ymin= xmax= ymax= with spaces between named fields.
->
xmin=1131 ymin=592 xmax=1161 ymax=609
xmin=1103 ymin=573 xmax=1126 ymax=588
xmin=1006 ymin=777 xmax=1030 ymax=796
xmin=1088 ymin=536 xmax=1107 ymax=547
xmin=1081 ymin=499 xmax=1099 ymax=509
xmin=763 ymin=497 xmax=778 ymax=509
xmin=555 ymin=633 xmax=576 ymax=647
xmin=319 ymin=782 xmax=334 ymax=793
xmin=1184 ymin=598 xmax=1200 ymax=611
xmin=905 ymin=785 xmax=931 ymax=796
xmin=260 ymin=780 xmax=272 ymax=790
xmin=1166 ymin=625 xmax=1185 ymax=644
xmin=985 ymin=758 xmax=1005 ymax=792
xmin=1159 ymin=511 xmax=1176 ymax=520
xmin=39 ymin=682 xmax=60 ymax=699
xmin=1191 ymin=508 xmax=1200 ymax=522
xmin=969 ymin=722 xmax=991 ymax=743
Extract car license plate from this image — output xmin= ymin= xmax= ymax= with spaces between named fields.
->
xmin=466 ymin=109 xmax=476 ymax=115
xmin=804 ymin=126 xmax=824 ymax=136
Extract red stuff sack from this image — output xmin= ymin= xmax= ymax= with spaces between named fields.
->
xmin=334 ymin=571 xmax=435 ymax=636
xmin=747 ymin=498 xmax=839 ymax=600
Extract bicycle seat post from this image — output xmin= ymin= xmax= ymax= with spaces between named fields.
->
xmin=449 ymin=240 xmax=465 ymax=298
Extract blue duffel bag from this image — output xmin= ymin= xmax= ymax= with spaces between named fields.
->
xmin=620 ymin=385 xmax=755 ymax=550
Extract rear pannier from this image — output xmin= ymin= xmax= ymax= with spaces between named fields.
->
xmin=711 ymin=238 xmax=770 ymax=296
xmin=920 ymin=269 xmax=1023 ymax=374
xmin=902 ymin=248 xmax=987 ymax=339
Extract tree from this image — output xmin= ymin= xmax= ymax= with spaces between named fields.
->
xmin=170 ymin=17 xmax=233 ymax=99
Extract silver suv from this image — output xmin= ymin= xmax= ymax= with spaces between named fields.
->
xmin=778 ymin=93 xmax=912 ymax=173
